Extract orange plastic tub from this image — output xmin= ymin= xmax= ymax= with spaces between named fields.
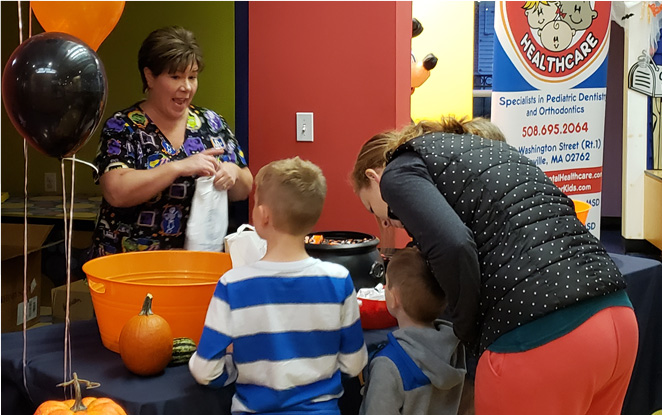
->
xmin=572 ymin=199 xmax=591 ymax=225
xmin=82 ymin=251 xmax=232 ymax=353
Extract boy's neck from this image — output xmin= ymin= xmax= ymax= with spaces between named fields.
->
xmin=395 ymin=313 xmax=436 ymax=330
xmin=261 ymin=232 xmax=310 ymax=262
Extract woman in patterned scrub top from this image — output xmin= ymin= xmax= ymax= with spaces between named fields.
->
xmin=91 ymin=26 xmax=252 ymax=257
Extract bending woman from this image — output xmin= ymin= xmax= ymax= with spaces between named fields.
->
xmin=350 ymin=116 xmax=638 ymax=415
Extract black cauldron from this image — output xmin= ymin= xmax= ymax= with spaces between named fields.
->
xmin=305 ymin=231 xmax=385 ymax=289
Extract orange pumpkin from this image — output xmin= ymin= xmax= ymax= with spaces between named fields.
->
xmin=33 ymin=372 xmax=126 ymax=415
xmin=119 ymin=293 xmax=173 ymax=376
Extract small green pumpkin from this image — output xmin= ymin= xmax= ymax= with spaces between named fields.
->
xmin=169 ymin=337 xmax=197 ymax=366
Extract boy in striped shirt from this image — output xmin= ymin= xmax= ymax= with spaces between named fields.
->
xmin=190 ymin=157 xmax=368 ymax=414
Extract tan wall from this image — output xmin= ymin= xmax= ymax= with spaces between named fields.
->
xmin=1 ymin=1 xmax=236 ymax=197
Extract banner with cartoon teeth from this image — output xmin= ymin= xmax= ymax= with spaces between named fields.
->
xmin=491 ymin=1 xmax=611 ymax=238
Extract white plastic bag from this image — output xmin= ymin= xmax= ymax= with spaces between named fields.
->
xmin=224 ymin=224 xmax=267 ymax=267
xmin=184 ymin=176 xmax=228 ymax=252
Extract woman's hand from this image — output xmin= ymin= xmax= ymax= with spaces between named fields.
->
xmin=213 ymin=162 xmax=240 ymax=191
xmin=214 ymin=162 xmax=254 ymax=201
xmin=100 ymin=148 xmax=223 ymax=208
xmin=176 ymin=148 xmax=225 ymax=177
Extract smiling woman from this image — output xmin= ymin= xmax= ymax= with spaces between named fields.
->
xmin=89 ymin=26 xmax=253 ymax=258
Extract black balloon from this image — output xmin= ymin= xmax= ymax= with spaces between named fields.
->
xmin=2 ymin=32 xmax=107 ymax=159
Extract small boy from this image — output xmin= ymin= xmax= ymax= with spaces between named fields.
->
xmin=359 ymin=247 xmax=466 ymax=415
xmin=189 ymin=157 xmax=368 ymax=414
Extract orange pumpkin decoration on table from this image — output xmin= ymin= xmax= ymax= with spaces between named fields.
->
xmin=33 ymin=372 xmax=126 ymax=415
xmin=119 ymin=293 xmax=174 ymax=376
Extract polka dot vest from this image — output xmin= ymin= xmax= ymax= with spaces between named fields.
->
xmin=390 ymin=132 xmax=626 ymax=353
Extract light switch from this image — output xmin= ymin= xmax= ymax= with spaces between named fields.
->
xmin=296 ymin=112 xmax=314 ymax=142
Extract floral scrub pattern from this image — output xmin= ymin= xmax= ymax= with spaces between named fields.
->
xmin=91 ymin=103 xmax=247 ymax=257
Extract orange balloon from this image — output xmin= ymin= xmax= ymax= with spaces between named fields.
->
xmin=31 ymin=1 xmax=125 ymax=51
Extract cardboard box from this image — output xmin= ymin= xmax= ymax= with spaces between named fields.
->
xmin=1 ymin=223 xmax=54 ymax=332
xmin=51 ymin=278 xmax=95 ymax=324
xmin=41 ymin=273 xmax=55 ymax=308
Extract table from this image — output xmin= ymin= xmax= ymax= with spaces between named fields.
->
xmin=611 ymin=253 xmax=662 ymax=415
xmin=1 ymin=320 xmax=229 ymax=415
xmin=1 ymin=318 xmax=382 ymax=415
xmin=3 ymin=254 xmax=660 ymax=415
xmin=2 ymin=195 xmax=101 ymax=285
xmin=2 ymin=195 xmax=100 ymax=231
xmin=644 ymin=170 xmax=662 ymax=250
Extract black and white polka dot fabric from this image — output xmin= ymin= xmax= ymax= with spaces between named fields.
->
xmin=382 ymin=132 xmax=626 ymax=354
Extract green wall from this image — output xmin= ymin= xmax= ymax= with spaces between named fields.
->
xmin=1 ymin=1 xmax=236 ymax=196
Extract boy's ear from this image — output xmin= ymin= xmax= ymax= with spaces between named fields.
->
xmin=389 ymin=284 xmax=401 ymax=309
xmin=365 ymin=168 xmax=380 ymax=183
xmin=255 ymin=204 xmax=270 ymax=227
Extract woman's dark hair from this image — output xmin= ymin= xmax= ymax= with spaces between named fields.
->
xmin=138 ymin=26 xmax=205 ymax=93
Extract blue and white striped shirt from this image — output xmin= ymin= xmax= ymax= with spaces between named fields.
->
xmin=189 ymin=257 xmax=368 ymax=414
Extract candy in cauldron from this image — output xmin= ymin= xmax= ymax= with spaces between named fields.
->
xmin=305 ymin=231 xmax=385 ymax=289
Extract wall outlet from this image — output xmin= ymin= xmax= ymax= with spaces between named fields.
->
xmin=44 ymin=172 xmax=57 ymax=192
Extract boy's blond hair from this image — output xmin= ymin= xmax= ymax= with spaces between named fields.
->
xmin=386 ymin=247 xmax=446 ymax=323
xmin=255 ymin=157 xmax=327 ymax=236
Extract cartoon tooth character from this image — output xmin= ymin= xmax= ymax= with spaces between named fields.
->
xmin=539 ymin=19 xmax=575 ymax=51
xmin=523 ymin=1 xmax=559 ymax=30
xmin=558 ymin=1 xmax=598 ymax=31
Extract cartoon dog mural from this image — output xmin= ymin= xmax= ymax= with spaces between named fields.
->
xmin=411 ymin=18 xmax=438 ymax=94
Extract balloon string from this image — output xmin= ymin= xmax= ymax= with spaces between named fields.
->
xmin=61 ymin=157 xmax=99 ymax=175
xmin=59 ymin=162 xmax=71 ymax=398
xmin=67 ymin=157 xmax=76 ymax=386
xmin=57 ymin=156 xmax=92 ymax=395
xmin=17 ymin=0 xmax=23 ymax=43
xmin=18 ymin=1 xmax=34 ymax=405
xmin=22 ymin=136 xmax=32 ymax=403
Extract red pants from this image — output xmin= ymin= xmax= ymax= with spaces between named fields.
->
xmin=475 ymin=306 xmax=638 ymax=415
